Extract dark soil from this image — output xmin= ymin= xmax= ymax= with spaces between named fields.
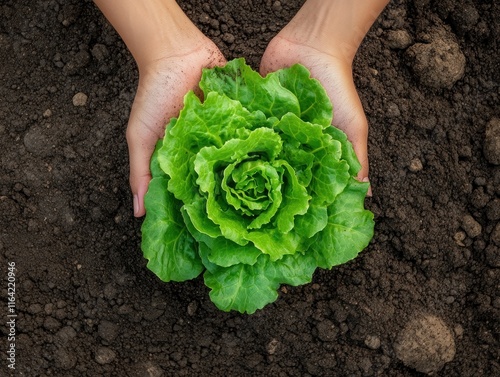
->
xmin=1 ymin=0 xmax=499 ymax=376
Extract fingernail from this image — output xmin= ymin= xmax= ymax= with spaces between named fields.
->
xmin=133 ymin=194 xmax=140 ymax=217
xmin=361 ymin=177 xmax=372 ymax=196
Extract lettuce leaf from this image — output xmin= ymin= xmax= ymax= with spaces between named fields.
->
xmin=141 ymin=58 xmax=374 ymax=314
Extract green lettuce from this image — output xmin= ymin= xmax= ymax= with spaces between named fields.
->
xmin=141 ymin=58 xmax=374 ymax=314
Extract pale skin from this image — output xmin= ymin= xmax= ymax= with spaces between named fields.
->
xmin=94 ymin=0 xmax=390 ymax=217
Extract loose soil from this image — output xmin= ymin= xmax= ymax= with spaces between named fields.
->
xmin=1 ymin=0 xmax=499 ymax=376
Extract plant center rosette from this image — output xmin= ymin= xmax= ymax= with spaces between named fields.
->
xmin=141 ymin=58 xmax=374 ymax=314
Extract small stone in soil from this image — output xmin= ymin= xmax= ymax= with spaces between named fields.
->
xmin=461 ymin=215 xmax=482 ymax=238
xmin=72 ymin=92 xmax=88 ymax=106
xmin=405 ymin=27 xmax=465 ymax=89
xmin=394 ymin=314 xmax=455 ymax=375
xmin=95 ymin=347 xmax=117 ymax=365
xmin=409 ymin=158 xmax=423 ymax=172
xmin=386 ymin=29 xmax=413 ymax=49
xmin=364 ymin=335 xmax=381 ymax=350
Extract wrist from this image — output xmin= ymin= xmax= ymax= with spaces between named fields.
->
xmin=281 ymin=0 xmax=390 ymax=63
xmin=95 ymin=0 xmax=205 ymax=69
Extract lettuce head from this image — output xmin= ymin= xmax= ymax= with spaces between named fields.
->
xmin=141 ymin=58 xmax=374 ymax=314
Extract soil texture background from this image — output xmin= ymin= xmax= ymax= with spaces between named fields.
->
xmin=1 ymin=0 xmax=499 ymax=376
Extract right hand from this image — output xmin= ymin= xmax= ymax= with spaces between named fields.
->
xmin=127 ymin=41 xmax=226 ymax=217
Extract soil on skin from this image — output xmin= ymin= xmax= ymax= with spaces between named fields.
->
xmin=1 ymin=0 xmax=499 ymax=376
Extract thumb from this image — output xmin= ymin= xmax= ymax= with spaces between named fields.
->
xmin=126 ymin=121 xmax=158 ymax=217
xmin=343 ymin=119 xmax=369 ymax=183
xmin=337 ymin=111 xmax=370 ymax=195
xmin=323 ymin=66 xmax=371 ymax=195
xmin=125 ymin=72 xmax=172 ymax=218
xmin=350 ymin=133 xmax=372 ymax=196
xmin=126 ymin=87 xmax=164 ymax=217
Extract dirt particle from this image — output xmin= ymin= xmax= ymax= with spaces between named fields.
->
xmin=143 ymin=307 xmax=164 ymax=322
xmin=91 ymin=43 xmax=110 ymax=62
xmin=53 ymin=52 xmax=64 ymax=68
xmin=72 ymin=92 xmax=88 ymax=106
xmin=394 ymin=314 xmax=456 ymax=375
xmin=23 ymin=125 xmax=54 ymax=157
xmin=316 ymin=319 xmax=339 ymax=342
xmin=409 ymin=158 xmax=424 ymax=172
xmin=453 ymin=231 xmax=466 ymax=246
xmin=187 ymin=301 xmax=198 ymax=316
xmin=358 ymin=357 xmax=373 ymax=375
xmin=483 ymin=118 xmax=500 ymax=165
xmin=199 ymin=12 xmax=211 ymax=25
xmin=131 ymin=361 xmax=164 ymax=377
xmin=44 ymin=301 xmax=54 ymax=314
xmin=44 ymin=316 xmax=62 ymax=332
xmin=493 ymin=297 xmax=500 ymax=309
xmin=56 ymin=326 xmax=77 ymax=343
xmin=387 ymin=102 xmax=401 ymax=117
xmin=210 ymin=19 xmax=220 ymax=30
xmin=405 ymin=27 xmax=465 ymax=89
xmin=103 ymin=283 xmax=118 ymax=300
xmin=485 ymin=245 xmax=500 ymax=267
xmin=386 ymin=29 xmax=413 ymax=49
xmin=470 ymin=187 xmax=490 ymax=209
xmin=222 ymin=33 xmax=235 ymax=44
xmin=491 ymin=222 xmax=500 ymax=246
xmin=364 ymin=335 xmax=381 ymax=350
xmin=59 ymin=4 xmax=80 ymax=27
xmin=451 ymin=3 xmax=480 ymax=33
xmin=486 ymin=199 xmax=500 ymax=221
xmin=28 ymin=303 xmax=43 ymax=314
xmin=95 ymin=347 xmax=117 ymax=365
xmin=54 ymin=347 xmax=77 ymax=370
xmin=98 ymin=320 xmax=120 ymax=343
xmin=63 ymin=49 xmax=91 ymax=75
xmin=245 ymin=353 xmax=264 ymax=369
xmin=453 ymin=324 xmax=464 ymax=338
xmin=63 ymin=145 xmax=77 ymax=159
xmin=317 ymin=353 xmax=337 ymax=369
xmin=461 ymin=214 xmax=482 ymax=238
xmin=266 ymin=338 xmax=279 ymax=355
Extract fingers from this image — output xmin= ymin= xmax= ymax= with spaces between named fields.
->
xmin=126 ymin=120 xmax=159 ymax=217
xmin=131 ymin=174 xmax=150 ymax=218
xmin=335 ymin=109 xmax=371 ymax=195
xmin=341 ymin=110 xmax=372 ymax=196
xmin=350 ymin=129 xmax=369 ymax=182
xmin=319 ymin=64 xmax=371 ymax=193
xmin=349 ymin=126 xmax=372 ymax=196
xmin=126 ymin=80 xmax=167 ymax=217
xmin=124 ymin=43 xmax=227 ymax=217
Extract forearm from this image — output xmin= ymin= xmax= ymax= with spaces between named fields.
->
xmin=287 ymin=0 xmax=390 ymax=63
xmin=93 ymin=0 xmax=201 ymax=69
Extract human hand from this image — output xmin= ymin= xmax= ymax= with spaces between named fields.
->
xmin=93 ymin=0 xmax=227 ymax=216
xmin=128 ymin=42 xmax=226 ymax=217
xmin=260 ymin=35 xmax=370 ymax=187
xmin=260 ymin=0 xmax=390 ymax=194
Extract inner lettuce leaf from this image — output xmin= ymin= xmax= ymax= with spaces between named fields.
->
xmin=141 ymin=58 xmax=374 ymax=314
